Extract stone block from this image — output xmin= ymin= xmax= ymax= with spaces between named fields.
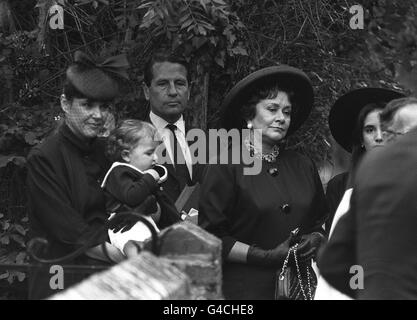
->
xmin=50 ymin=252 xmax=191 ymax=300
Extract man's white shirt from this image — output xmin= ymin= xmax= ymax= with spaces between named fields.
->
xmin=314 ymin=188 xmax=353 ymax=300
xmin=149 ymin=111 xmax=193 ymax=179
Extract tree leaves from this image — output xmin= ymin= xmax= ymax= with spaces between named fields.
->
xmin=0 ymin=272 xmax=9 ymax=280
xmin=214 ymin=49 xmax=225 ymax=67
xmin=0 ymin=155 xmax=26 ymax=168
xmin=10 ymin=234 xmax=26 ymax=247
xmin=137 ymin=0 xmax=248 ymax=67
xmin=230 ymin=46 xmax=247 ymax=56
xmin=397 ymin=64 xmax=417 ymax=95
xmin=365 ymin=0 xmax=417 ymax=95
xmin=24 ymin=132 xmax=37 ymax=145
xmin=0 ymin=236 xmax=9 ymax=245
xmin=75 ymin=0 xmax=109 ymax=6
xmin=14 ymin=224 xmax=26 ymax=236
xmin=0 ymin=212 xmax=28 ymax=286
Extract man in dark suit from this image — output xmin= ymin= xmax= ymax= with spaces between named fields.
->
xmin=318 ymin=96 xmax=417 ymax=299
xmin=142 ymin=52 xmax=205 ymax=207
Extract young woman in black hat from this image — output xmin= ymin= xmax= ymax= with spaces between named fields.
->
xmin=315 ymin=88 xmax=402 ymax=300
xmin=317 ymin=96 xmax=417 ymax=300
xmin=199 ymin=66 xmax=328 ymax=300
xmin=325 ymin=88 xmax=404 ymax=233
xmin=26 ymin=51 xmax=129 ymax=299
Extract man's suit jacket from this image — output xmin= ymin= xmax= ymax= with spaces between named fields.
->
xmin=318 ymin=128 xmax=417 ymax=299
xmin=145 ymin=114 xmax=207 ymax=203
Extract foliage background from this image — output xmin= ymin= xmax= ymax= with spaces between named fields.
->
xmin=1 ymin=0 xmax=416 ymax=299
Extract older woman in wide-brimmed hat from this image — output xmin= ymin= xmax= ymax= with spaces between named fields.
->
xmin=26 ymin=51 xmax=129 ymax=299
xmin=199 ymin=65 xmax=328 ymax=300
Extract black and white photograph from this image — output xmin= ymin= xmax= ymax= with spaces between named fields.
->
xmin=0 ymin=0 xmax=416 ymax=307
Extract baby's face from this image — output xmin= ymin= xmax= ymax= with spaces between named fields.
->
xmin=124 ymin=138 xmax=159 ymax=171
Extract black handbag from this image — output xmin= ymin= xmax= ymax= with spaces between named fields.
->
xmin=275 ymin=243 xmax=317 ymax=300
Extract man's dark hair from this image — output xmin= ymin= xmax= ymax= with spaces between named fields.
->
xmin=380 ymin=97 xmax=417 ymax=127
xmin=143 ymin=51 xmax=190 ymax=86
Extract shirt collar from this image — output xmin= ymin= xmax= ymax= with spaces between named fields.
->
xmin=149 ymin=111 xmax=186 ymax=135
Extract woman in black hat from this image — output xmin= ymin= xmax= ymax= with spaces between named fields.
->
xmin=199 ymin=66 xmax=328 ymax=300
xmin=26 ymin=51 xmax=129 ymax=299
xmin=325 ymin=88 xmax=404 ymax=232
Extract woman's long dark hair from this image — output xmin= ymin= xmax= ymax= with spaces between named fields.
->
xmin=349 ymin=102 xmax=385 ymax=174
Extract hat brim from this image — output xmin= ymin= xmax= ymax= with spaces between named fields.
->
xmin=329 ymin=88 xmax=405 ymax=152
xmin=220 ymin=65 xmax=314 ymax=135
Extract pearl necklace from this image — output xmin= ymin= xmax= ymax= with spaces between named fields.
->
xmin=244 ymin=137 xmax=280 ymax=163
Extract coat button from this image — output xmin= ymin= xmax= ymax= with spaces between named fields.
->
xmin=281 ymin=203 xmax=291 ymax=214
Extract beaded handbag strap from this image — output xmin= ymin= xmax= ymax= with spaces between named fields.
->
xmin=278 ymin=243 xmax=313 ymax=300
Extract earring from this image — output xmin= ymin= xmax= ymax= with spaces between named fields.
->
xmin=247 ymin=122 xmax=253 ymax=129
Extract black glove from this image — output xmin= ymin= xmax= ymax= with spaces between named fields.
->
xmin=137 ymin=194 xmax=158 ymax=216
xmin=296 ymin=232 xmax=326 ymax=260
xmin=108 ymin=196 xmax=158 ymax=233
xmin=247 ymin=232 xmax=298 ymax=267
xmin=108 ymin=212 xmax=140 ymax=233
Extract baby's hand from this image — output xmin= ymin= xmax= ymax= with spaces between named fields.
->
xmin=145 ymin=169 xmax=160 ymax=181
xmin=145 ymin=165 xmax=167 ymax=183
xmin=123 ymin=240 xmax=143 ymax=258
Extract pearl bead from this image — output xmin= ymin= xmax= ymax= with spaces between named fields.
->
xmin=269 ymin=167 xmax=278 ymax=176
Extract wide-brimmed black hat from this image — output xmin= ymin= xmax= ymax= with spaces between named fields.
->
xmin=66 ymin=51 xmax=129 ymax=101
xmin=329 ymin=87 xmax=405 ymax=152
xmin=221 ymin=65 xmax=314 ymax=135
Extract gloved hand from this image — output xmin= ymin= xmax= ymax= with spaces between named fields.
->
xmin=108 ymin=212 xmax=140 ymax=233
xmin=247 ymin=232 xmax=299 ymax=267
xmin=136 ymin=195 xmax=158 ymax=216
xmin=108 ymin=195 xmax=158 ymax=233
xmin=296 ymin=232 xmax=326 ymax=260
